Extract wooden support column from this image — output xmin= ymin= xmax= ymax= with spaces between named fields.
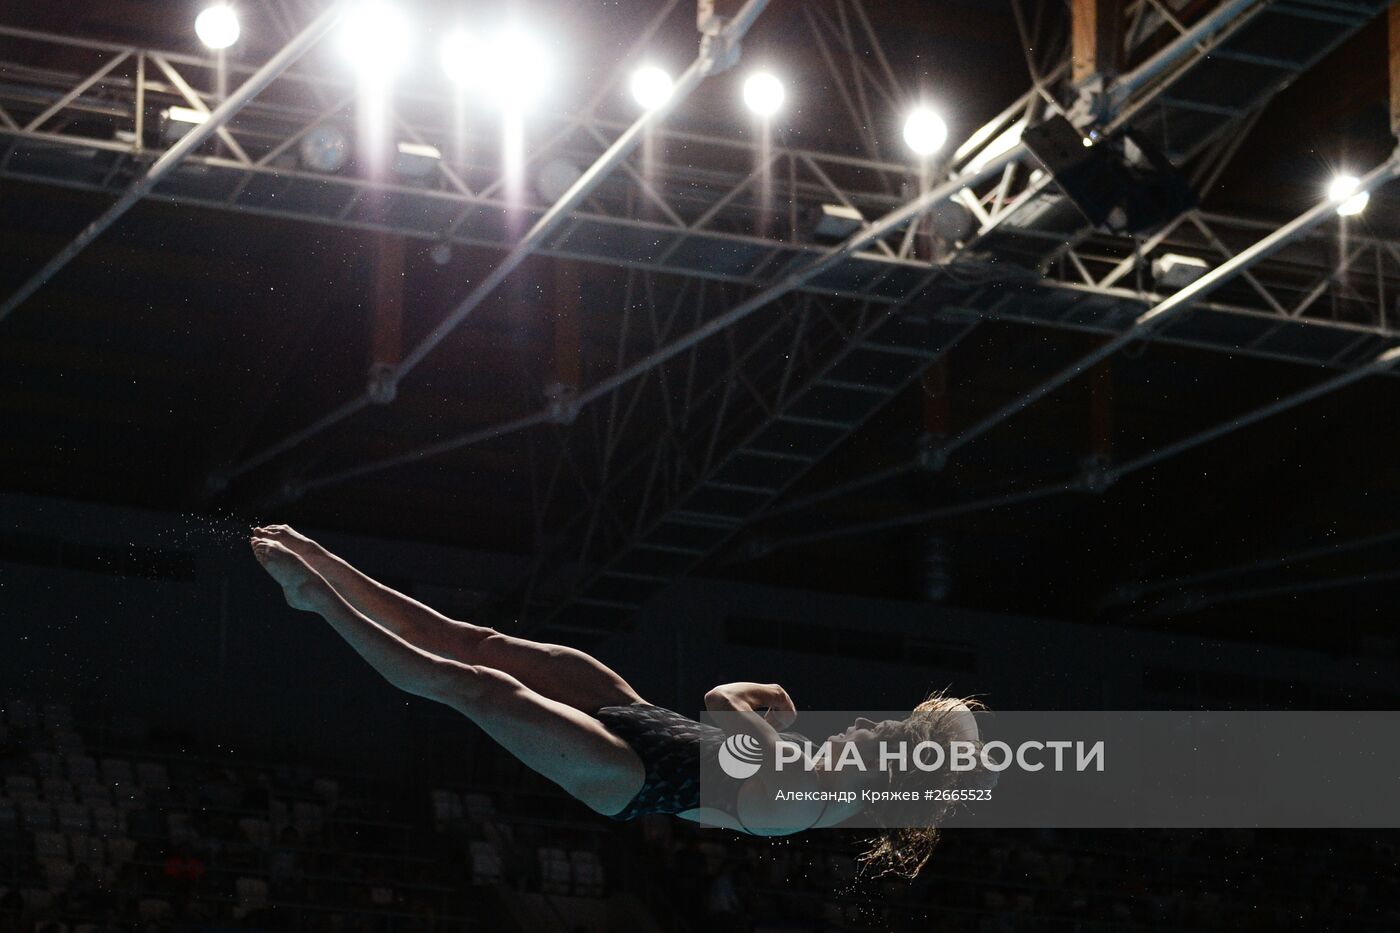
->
xmin=1089 ymin=360 xmax=1114 ymax=463
xmin=370 ymin=232 xmax=403 ymax=370
xmin=366 ymin=231 xmax=403 ymax=404
xmin=922 ymin=356 xmax=952 ymax=440
xmin=1071 ymin=0 xmax=1125 ymax=85
xmin=1390 ymin=2 xmax=1400 ymax=138
xmin=550 ymin=259 xmax=581 ymax=394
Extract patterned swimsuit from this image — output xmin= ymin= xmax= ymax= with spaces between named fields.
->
xmin=595 ymin=703 xmax=809 ymax=822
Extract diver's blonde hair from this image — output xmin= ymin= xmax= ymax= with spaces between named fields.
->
xmin=857 ymin=692 xmax=987 ymax=879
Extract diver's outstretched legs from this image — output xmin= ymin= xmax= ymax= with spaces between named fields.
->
xmin=253 ymin=526 xmax=643 ymax=713
xmin=250 ymin=537 xmax=643 ymax=814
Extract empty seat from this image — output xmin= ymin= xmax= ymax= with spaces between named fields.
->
xmin=538 ymin=846 xmax=572 ymax=895
xmin=20 ymin=801 xmax=55 ymax=832
xmin=69 ymin=833 xmax=104 ymax=865
xmin=312 ymin=777 xmax=339 ymax=802
xmin=31 ymin=750 xmax=59 ymax=778
xmin=570 ymin=849 xmax=605 ymax=896
xmin=292 ymin=801 xmax=323 ymax=834
xmin=268 ymin=799 xmax=289 ymax=826
xmin=167 ymin=812 xmax=195 ymax=844
xmin=41 ymin=777 xmax=74 ymax=803
xmin=34 ymin=830 xmax=69 ymax=859
xmin=57 ymin=803 xmax=91 ymax=833
xmin=77 ymin=782 xmax=112 ymax=807
xmin=431 ymin=790 xmax=463 ymax=825
xmin=42 ymin=703 xmax=74 ymax=732
xmin=5 ymin=699 xmax=38 ymax=729
xmin=5 ymin=775 xmax=38 ymax=800
xmin=469 ymin=840 xmax=502 ymax=885
xmin=463 ymin=792 xmax=496 ymax=822
xmin=64 ymin=755 xmax=98 ymax=783
xmin=239 ymin=817 xmax=272 ymax=847
xmin=39 ymin=856 xmax=75 ymax=890
xmin=234 ymin=877 xmax=269 ymax=919
xmin=20 ymin=888 xmax=53 ymax=912
xmin=137 ymin=899 xmax=172 ymax=921
xmin=100 ymin=758 xmax=134 ymax=787
xmin=90 ymin=806 xmax=126 ymax=836
xmin=135 ymin=761 xmax=169 ymax=791
xmin=127 ymin=809 xmax=162 ymax=838
xmin=106 ymin=836 xmax=136 ymax=866
xmin=112 ymin=784 xmax=146 ymax=811
xmin=52 ymin=730 xmax=84 ymax=753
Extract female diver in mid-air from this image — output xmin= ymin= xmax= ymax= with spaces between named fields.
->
xmin=250 ymin=525 xmax=980 ymax=876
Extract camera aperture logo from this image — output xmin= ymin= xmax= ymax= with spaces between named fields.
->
xmin=717 ymin=733 xmax=765 ymax=778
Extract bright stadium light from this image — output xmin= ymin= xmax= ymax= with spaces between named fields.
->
xmin=742 ymin=71 xmax=784 ymax=117
xmin=630 ymin=66 xmax=674 ymax=110
xmin=1328 ymin=174 xmax=1369 ymax=217
xmin=440 ymin=29 xmax=482 ymax=86
xmin=340 ymin=2 xmax=412 ymax=79
xmin=194 ymin=4 xmax=240 ymax=50
xmin=483 ymin=28 xmax=552 ymax=110
xmin=903 ymin=107 xmax=948 ymax=156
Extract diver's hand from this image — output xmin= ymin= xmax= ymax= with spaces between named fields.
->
xmin=704 ymin=682 xmax=798 ymax=743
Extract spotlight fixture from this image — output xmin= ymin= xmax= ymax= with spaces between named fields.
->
xmin=393 ymin=140 xmax=442 ymax=178
xmin=536 ymin=157 xmax=582 ymax=202
xmin=340 ymin=2 xmax=412 ymax=79
xmin=742 ymin=71 xmax=784 ymax=117
xmin=1151 ymin=253 xmax=1210 ymax=290
xmin=630 ymin=66 xmax=674 ymax=110
xmin=298 ymin=122 xmax=350 ymax=173
xmin=194 ymin=4 xmax=240 ymax=50
xmin=902 ymin=107 xmax=948 ymax=156
xmin=809 ymin=203 xmax=864 ymax=242
xmin=1328 ymin=174 xmax=1369 ymax=217
xmin=1022 ymin=115 xmax=1195 ymax=235
xmin=159 ymin=105 xmax=209 ymax=143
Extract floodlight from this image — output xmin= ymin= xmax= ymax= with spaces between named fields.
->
xmin=160 ymin=105 xmax=209 ymax=143
xmin=441 ymin=24 xmax=553 ymax=110
xmin=742 ymin=71 xmax=784 ymax=116
xmin=394 ymin=140 xmax=441 ymax=177
xmin=440 ymin=29 xmax=481 ymax=85
xmin=1151 ymin=253 xmax=1210 ymax=290
xmin=810 ymin=203 xmax=864 ymax=241
xmin=902 ymin=107 xmax=948 ymax=156
xmin=1328 ymin=174 xmax=1369 ymax=217
xmin=195 ymin=4 xmax=240 ymax=50
xmin=340 ymin=2 xmax=412 ymax=78
xmin=630 ymin=66 xmax=674 ymax=110
xmin=478 ymin=28 xmax=551 ymax=110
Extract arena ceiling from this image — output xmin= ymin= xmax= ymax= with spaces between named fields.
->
xmin=1 ymin=0 xmax=1399 ymax=653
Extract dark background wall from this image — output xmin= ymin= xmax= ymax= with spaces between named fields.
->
xmin=5 ymin=492 xmax=1397 ymax=782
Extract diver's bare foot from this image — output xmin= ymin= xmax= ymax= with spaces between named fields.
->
xmin=253 ymin=524 xmax=322 ymax=562
xmin=250 ymin=537 xmax=323 ymax=612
